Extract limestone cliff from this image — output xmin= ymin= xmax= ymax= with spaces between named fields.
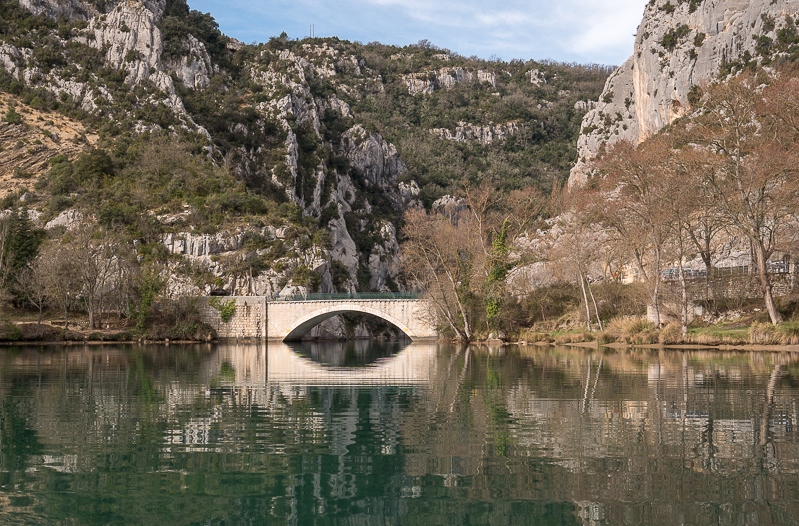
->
xmin=569 ymin=0 xmax=799 ymax=187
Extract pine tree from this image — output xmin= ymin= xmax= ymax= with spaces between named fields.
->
xmin=4 ymin=209 xmax=40 ymax=294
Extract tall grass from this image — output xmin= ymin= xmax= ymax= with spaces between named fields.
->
xmin=749 ymin=321 xmax=799 ymax=345
xmin=606 ymin=317 xmax=658 ymax=344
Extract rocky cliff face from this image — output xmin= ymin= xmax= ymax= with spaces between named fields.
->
xmin=569 ymin=0 xmax=799 ymax=187
xmin=247 ymin=45 xmax=407 ymax=294
xmin=20 ymin=0 xmax=165 ymax=21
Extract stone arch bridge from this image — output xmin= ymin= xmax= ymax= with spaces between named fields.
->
xmin=199 ymin=294 xmax=438 ymax=341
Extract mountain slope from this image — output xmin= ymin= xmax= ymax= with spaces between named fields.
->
xmin=0 ymin=0 xmax=610 ymax=320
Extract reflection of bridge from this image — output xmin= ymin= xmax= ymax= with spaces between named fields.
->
xmin=200 ymin=295 xmax=439 ymax=341
xmin=267 ymin=342 xmax=439 ymax=385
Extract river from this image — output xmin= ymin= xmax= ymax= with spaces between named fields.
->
xmin=0 ymin=341 xmax=798 ymax=525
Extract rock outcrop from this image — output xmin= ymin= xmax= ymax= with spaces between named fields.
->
xmin=163 ymin=34 xmax=212 ymax=89
xmin=20 ymin=0 xmax=166 ymax=21
xmin=569 ymin=0 xmax=799 ymax=187
xmin=402 ymin=68 xmax=497 ymax=95
xmin=432 ymin=121 xmax=518 ymax=145
xmin=527 ymin=69 xmax=546 ymax=85
xmin=2 ymin=0 xmax=609 ymax=322
xmin=340 ymin=125 xmax=407 ymax=188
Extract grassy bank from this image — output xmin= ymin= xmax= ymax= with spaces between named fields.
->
xmin=517 ymin=317 xmax=799 ymax=347
xmin=0 ymin=305 xmax=215 ymax=343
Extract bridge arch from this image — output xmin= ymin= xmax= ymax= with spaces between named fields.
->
xmin=283 ymin=303 xmax=416 ymax=341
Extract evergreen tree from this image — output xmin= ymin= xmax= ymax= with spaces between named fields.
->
xmin=3 ymin=209 xmax=40 ymax=294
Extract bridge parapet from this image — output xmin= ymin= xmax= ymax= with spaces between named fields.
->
xmin=269 ymin=292 xmax=419 ymax=302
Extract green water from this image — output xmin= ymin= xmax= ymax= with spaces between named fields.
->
xmin=0 ymin=342 xmax=798 ymax=525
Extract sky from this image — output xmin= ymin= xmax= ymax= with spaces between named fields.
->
xmin=186 ymin=0 xmax=649 ymax=67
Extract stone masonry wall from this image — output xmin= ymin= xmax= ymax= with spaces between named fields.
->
xmin=199 ymin=297 xmax=266 ymax=340
xmin=662 ymin=273 xmax=796 ymax=303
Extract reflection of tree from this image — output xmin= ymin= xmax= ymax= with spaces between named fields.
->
xmin=760 ymin=364 xmax=783 ymax=449
xmin=0 ymin=400 xmax=42 ymax=472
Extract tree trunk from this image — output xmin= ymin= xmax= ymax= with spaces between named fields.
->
xmin=677 ymin=264 xmax=689 ymax=336
xmin=578 ymin=272 xmax=592 ymax=331
xmin=700 ymin=252 xmax=715 ymax=312
xmin=587 ymin=279 xmax=603 ymax=331
xmin=754 ymin=241 xmax=783 ymax=324
xmin=651 ymin=246 xmax=662 ymax=327
xmin=88 ymin=294 xmax=95 ymax=330
xmin=649 ymin=279 xmax=662 ymax=328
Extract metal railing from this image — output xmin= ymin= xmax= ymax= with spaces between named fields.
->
xmin=268 ymin=292 xmax=419 ymax=302
xmin=661 ymin=261 xmax=792 ymax=281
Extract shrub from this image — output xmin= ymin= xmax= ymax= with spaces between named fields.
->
xmin=660 ymin=24 xmax=691 ymax=51
xmin=554 ymin=333 xmax=573 ymax=344
xmin=519 ymin=329 xmax=553 ymax=343
xmin=777 ymin=321 xmax=799 ymax=345
xmin=4 ymin=106 xmax=22 ymax=124
xmin=658 ymin=323 xmax=684 ymax=345
xmin=606 ymin=317 xmax=656 ymax=344
xmin=208 ymin=297 xmax=236 ymax=322
xmin=629 ymin=329 xmax=659 ymax=345
xmin=0 ymin=321 xmax=22 ymax=341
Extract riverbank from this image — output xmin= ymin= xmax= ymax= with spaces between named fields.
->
xmin=0 ymin=314 xmax=215 ymax=344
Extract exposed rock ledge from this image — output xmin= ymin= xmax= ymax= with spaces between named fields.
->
xmin=402 ymin=68 xmax=496 ymax=95
xmin=431 ymin=121 xmax=518 ymax=145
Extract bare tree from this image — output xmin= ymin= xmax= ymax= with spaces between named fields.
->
xmin=401 ymin=208 xmax=481 ymax=341
xmin=592 ymin=137 xmax=675 ymax=326
xmin=59 ymin=224 xmax=129 ymax=329
xmin=38 ymin=240 xmax=81 ymax=330
xmin=15 ymin=261 xmax=49 ymax=336
xmin=548 ymin=191 xmax=607 ymax=331
xmin=688 ymin=72 xmax=799 ymax=324
xmin=663 ymin=148 xmax=703 ymax=336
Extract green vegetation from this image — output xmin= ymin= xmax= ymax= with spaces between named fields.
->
xmin=660 ymin=24 xmax=691 ymax=51
xmin=132 ymin=271 xmax=166 ymax=331
xmin=208 ymin=297 xmax=236 ymax=322
xmin=655 ymin=0 xmax=701 ymax=14
xmin=3 ymin=105 xmax=21 ymax=124
xmin=349 ymin=51 xmax=611 ymax=198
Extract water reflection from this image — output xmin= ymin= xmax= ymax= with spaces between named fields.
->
xmin=289 ymin=339 xmax=410 ymax=368
xmin=0 ymin=343 xmax=798 ymax=525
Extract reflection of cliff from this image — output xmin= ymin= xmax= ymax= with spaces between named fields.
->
xmin=1 ymin=344 xmax=799 ymax=525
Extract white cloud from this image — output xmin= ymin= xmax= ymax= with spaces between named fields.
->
xmin=188 ymin=0 xmax=649 ymax=65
